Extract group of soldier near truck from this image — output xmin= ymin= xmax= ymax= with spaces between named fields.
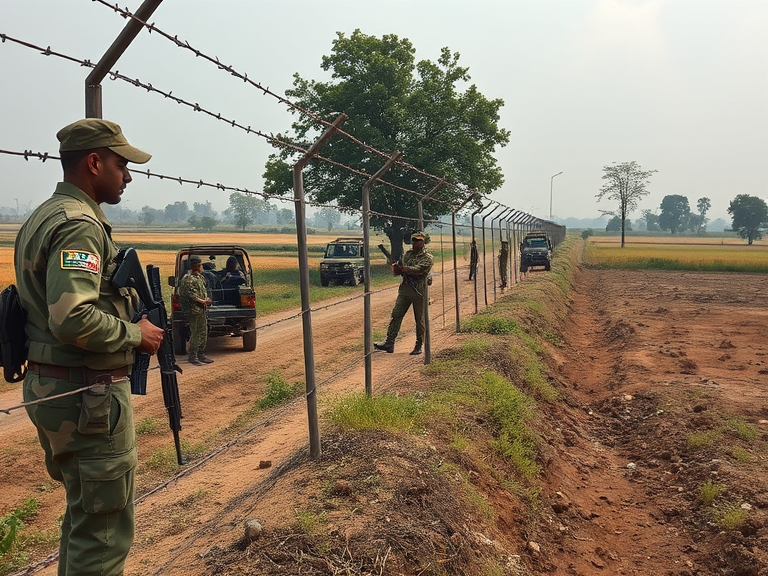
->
xmin=11 ymin=117 xmax=436 ymax=576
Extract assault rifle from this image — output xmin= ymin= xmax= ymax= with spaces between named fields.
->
xmin=112 ymin=248 xmax=185 ymax=465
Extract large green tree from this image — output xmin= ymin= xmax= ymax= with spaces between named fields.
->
xmin=227 ymin=193 xmax=270 ymax=232
xmin=658 ymin=195 xmax=691 ymax=234
xmin=262 ymin=30 xmax=509 ymax=260
xmin=728 ymin=194 xmax=768 ymax=244
xmin=596 ymin=161 xmax=657 ymax=247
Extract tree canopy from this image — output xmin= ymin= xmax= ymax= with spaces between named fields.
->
xmin=596 ymin=161 xmax=657 ymax=247
xmin=262 ymin=30 xmax=509 ymax=259
xmin=658 ymin=194 xmax=691 ymax=234
xmin=728 ymin=194 xmax=768 ymax=244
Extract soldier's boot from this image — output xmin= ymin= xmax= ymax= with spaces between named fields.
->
xmin=373 ymin=341 xmax=395 ymax=353
xmin=198 ymin=353 xmax=214 ymax=364
xmin=410 ymin=343 xmax=422 ymax=356
xmin=188 ymin=354 xmax=202 ymax=366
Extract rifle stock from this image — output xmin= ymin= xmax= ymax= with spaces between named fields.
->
xmin=112 ymin=248 xmax=185 ymax=465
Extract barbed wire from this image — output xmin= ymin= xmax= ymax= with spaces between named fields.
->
xmin=1 ymin=32 xmax=484 ymax=216
xmin=0 ymin=147 xmax=480 ymax=231
xmin=90 ymin=0 xmax=470 ymax=195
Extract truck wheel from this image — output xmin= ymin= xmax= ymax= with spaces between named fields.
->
xmin=544 ymin=262 xmax=551 ymax=271
xmin=520 ymin=264 xmax=527 ymax=274
xmin=321 ymin=276 xmax=330 ymax=287
xmin=242 ymin=327 xmax=257 ymax=351
xmin=350 ymin=272 xmax=360 ymax=286
xmin=173 ymin=324 xmax=187 ymax=355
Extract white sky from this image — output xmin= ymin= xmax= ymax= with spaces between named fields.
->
xmin=1 ymin=0 xmax=766 ymax=223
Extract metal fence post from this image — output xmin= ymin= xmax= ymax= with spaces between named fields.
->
xmin=471 ymin=201 xmax=492 ymax=314
xmin=292 ymin=114 xmax=346 ymax=460
xmin=417 ymin=180 xmax=444 ymax=365
xmin=85 ymin=0 xmax=164 ymax=118
xmin=481 ymin=204 xmax=503 ymax=307
xmin=451 ymin=192 xmax=478 ymax=331
xmin=363 ymin=152 xmax=402 ymax=396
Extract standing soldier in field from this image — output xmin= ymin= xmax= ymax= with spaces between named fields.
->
xmin=374 ymin=231 xmax=434 ymax=355
xmin=499 ymin=240 xmax=509 ymax=288
xmin=178 ymin=255 xmax=213 ymax=365
xmin=13 ymin=118 xmax=165 ymax=576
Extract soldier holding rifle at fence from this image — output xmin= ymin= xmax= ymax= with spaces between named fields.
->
xmin=13 ymin=118 xmax=164 ymax=576
xmin=374 ymin=231 xmax=434 ymax=355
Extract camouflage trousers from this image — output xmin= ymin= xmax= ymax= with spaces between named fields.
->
xmin=23 ymin=374 xmax=137 ymax=576
xmin=187 ymin=311 xmax=208 ymax=355
xmin=385 ymin=283 xmax=425 ymax=345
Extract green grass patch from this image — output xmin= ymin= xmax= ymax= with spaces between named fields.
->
xmin=258 ymin=370 xmax=303 ymax=410
xmin=135 ymin=417 xmax=165 ymax=435
xmin=698 ymin=479 xmax=722 ymax=505
xmin=479 ymin=372 xmax=539 ymax=479
xmin=326 ymin=393 xmax=425 ymax=432
xmin=0 ymin=499 xmax=45 ymax=575
xmin=686 ymin=429 xmax=722 ymax=450
xmin=462 ymin=313 xmax=520 ymax=335
xmin=141 ymin=440 xmax=208 ymax=474
xmin=725 ymin=418 xmax=759 ymax=442
xmin=713 ymin=501 xmax=750 ymax=530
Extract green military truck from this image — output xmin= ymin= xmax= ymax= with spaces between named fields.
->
xmin=168 ymin=245 xmax=257 ymax=353
xmin=519 ymin=231 xmax=553 ymax=273
xmin=319 ymin=237 xmax=366 ymax=286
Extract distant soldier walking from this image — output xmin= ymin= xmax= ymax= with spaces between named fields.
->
xmin=374 ymin=231 xmax=434 ymax=355
xmin=178 ymin=255 xmax=213 ymax=365
xmin=499 ymin=240 xmax=509 ymax=288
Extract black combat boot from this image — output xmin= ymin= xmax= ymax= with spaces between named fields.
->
xmin=410 ymin=343 xmax=422 ymax=355
xmin=373 ymin=341 xmax=394 ymax=353
xmin=188 ymin=354 xmax=202 ymax=366
xmin=197 ymin=353 xmax=214 ymax=364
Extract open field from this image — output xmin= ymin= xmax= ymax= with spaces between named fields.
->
xmin=585 ymin=235 xmax=768 ymax=273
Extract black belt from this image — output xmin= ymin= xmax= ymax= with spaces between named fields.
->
xmin=27 ymin=361 xmax=130 ymax=383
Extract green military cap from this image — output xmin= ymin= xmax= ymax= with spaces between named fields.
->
xmin=189 ymin=255 xmax=202 ymax=263
xmin=411 ymin=231 xmax=426 ymax=241
xmin=57 ymin=118 xmax=151 ymax=164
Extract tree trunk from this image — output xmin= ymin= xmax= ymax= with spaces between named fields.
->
xmin=386 ymin=227 xmax=406 ymax=262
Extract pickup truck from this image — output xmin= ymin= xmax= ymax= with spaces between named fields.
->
xmin=168 ymin=245 xmax=257 ymax=353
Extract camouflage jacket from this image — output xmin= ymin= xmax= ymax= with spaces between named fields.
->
xmin=178 ymin=272 xmax=208 ymax=315
xmin=401 ymin=248 xmax=434 ymax=292
xmin=13 ymin=183 xmax=142 ymax=370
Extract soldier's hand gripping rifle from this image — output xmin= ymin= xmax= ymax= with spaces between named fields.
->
xmin=112 ymin=248 xmax=185 ymax=465
xmin=378 ymin=243 xmax=432 ymax=293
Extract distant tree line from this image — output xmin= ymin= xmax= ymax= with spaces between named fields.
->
xmin=597 ymin=161 xmax=767 ymax=244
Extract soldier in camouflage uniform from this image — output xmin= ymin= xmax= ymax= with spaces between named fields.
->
xmin=374 ymin=231 xmax=434 ymax=355
xmin=178 ymin=256 xmax=213 ymax=365
xmin=13 ymin=118 xmax=165 ymax=576
xmin=499 ymin=240 xmax=509 ymax=288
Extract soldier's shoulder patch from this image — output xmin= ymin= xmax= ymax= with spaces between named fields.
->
xmin=61 ymin=250 xmax=100 ymax=274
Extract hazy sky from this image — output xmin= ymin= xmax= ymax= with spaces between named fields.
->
xmin=1 ymin=0 xmax=766 ymax=223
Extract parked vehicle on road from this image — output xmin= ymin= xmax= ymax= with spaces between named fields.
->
xmin=168 ymin=245 xmax=257 ymax=353
xmin=519 ymin=231 xmax=552 ymax=273
xmin=319 ymin=237 xmax=366 ymax=286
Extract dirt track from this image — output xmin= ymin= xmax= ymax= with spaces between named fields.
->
xmin=2 ymin=259 xmax=767 ymax=575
